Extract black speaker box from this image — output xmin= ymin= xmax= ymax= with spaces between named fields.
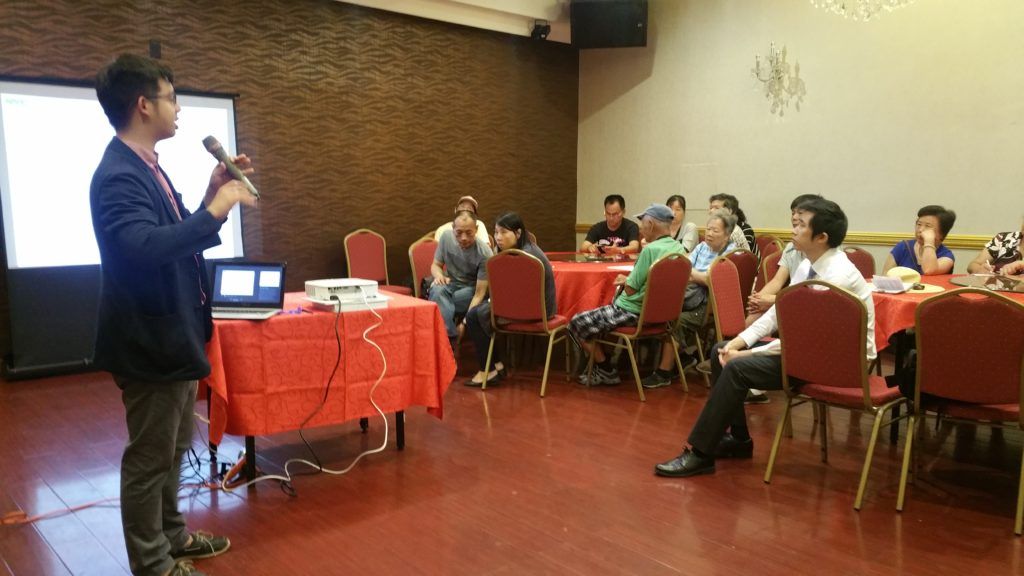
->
xmin=570 ymin=0 xmax=648 ymax=49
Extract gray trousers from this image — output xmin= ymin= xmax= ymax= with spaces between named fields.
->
xmin=116 ymin=376 xmax=196 ymax=576
xmin=686 ymin=341 xmax=783 ymax=454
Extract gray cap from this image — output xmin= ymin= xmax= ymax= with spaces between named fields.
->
xmin=634 ymin=203 xmax=674 ymax=223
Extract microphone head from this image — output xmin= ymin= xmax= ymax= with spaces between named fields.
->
xmin=202 ymin=135 xmax=222 ymax=153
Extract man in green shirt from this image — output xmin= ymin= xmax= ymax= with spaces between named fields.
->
xmin=568 ymin=203 xmax=686 ymax=385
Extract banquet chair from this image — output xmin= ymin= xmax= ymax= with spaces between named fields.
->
xmin=764 ymin=280 xmax=908 ymax=510
xmin=481 ymin=249 xmax=569 ymax=395
xmin=702 ymin=257 xmax=749 ymax=387
xmin=755 ymin=234 xmax=783 ymax=260
xmin=843 ymin=246 xmax=876 ymax=279
xmin=590 ymin=253 xmax=692 ymax=401
xmin=724 ymin=248 xmax=757 ymax=311
xmin=754 ymin=250 xmax=783 ymax=293
xmin=408 ymin=236 xmax=439 ymax=299
xmin=344 ymin=228 xmax=413 ymax=296
xmin=896 ymin=288 xmax=1024 ymax=534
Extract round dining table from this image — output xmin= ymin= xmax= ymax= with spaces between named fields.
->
xmin=872 ymin=274 xmax=1024 ymax=350
xmin=546 ymin=252 xmax=636 ymax=320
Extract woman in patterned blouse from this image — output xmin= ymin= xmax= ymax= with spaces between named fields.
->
xmin=967 ymin=217 xmax=1024 ymax=275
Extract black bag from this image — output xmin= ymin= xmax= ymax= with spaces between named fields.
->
xmin=683 ymin=283 xmax=707 ymax=311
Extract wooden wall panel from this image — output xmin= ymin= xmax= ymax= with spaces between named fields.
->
xmin=0 ymin=0 xmax=578 ymax=360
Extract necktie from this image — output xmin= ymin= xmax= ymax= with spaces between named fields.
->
xmin=807 ymin=267 xmax=818 ymax=280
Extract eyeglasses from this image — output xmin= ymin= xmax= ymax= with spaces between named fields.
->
xmin=148 ymin=92 xmax=177 ymax=104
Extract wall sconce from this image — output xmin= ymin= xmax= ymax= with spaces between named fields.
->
xmin=751 ymin=42 xmax=806 ymax=117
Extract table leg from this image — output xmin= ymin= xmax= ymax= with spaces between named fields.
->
xmin=359 ymin=417 xmax=369 ymax=432
xmin=244 ymin=435 xmax=256 ymax=482
xmin=396 ymin=411 xmax=405 ymax=450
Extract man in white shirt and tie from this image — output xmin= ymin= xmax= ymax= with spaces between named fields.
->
xmin=654 ymin=198 xmax=875 ymax=478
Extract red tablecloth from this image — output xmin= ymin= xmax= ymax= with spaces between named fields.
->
xmin=550 ymin=260 xmax=626 ymax=319
xmin=201 ymin=291 xmax=456 ymax=445
xmin=872 ymin=275 xmax=1024 ymax=350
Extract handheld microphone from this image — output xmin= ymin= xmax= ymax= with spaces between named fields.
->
xmin=202 ymin=136 xmax=260 ymax=199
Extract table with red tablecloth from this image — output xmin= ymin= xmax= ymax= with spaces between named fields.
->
xmin=872 ymin=275 xmax=1024 ymax=350
xmin=549 ymin=259 xmax=629 ymax=319
xmin=201 ymin=291 xmax=456 ymax=470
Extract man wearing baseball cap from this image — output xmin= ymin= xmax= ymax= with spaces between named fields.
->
xmin=567 ymin=203 xmax=686 ymax=386
xmin=434 ymin=195 xmax=489 ymax=246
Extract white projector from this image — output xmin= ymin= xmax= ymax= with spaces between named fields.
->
xmin=305 ymin=278 xmax=380 ymax=302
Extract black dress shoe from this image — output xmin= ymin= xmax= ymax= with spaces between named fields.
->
xmin=654 ymin=448 xmax=715 ymax=478
xmin=714 ymin=433 xmax=753 ymax=459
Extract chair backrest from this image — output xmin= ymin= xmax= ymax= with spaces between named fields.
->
xmin=915 ymin=288 xmax=1024 ymax=408
xmin=487 ymin=249 xmax=550 ymax=328
xmin=755 ymin=234 xmax=782 ymax=259
xmin=724 ymin=248 xmax=757 ymax=310
xmin=776 ymin=280 xmax=869 ymax=397
xmin=635 ymin=253 xmax=692 ymax=332
xmin=408 ymin=237 xmax=438 ymax=298
xmin=843 ymin=247 xmax=875 ymax=279
xmin=708 ymin=257 xmax=746 ymax=340
xmin=754 ymin=250 xmax=784 ymax=293
xmin=344 ymin=228 xmax=389 ymax=284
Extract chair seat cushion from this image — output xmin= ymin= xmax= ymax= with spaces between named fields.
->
xmin=501 ymin=315 xmax=568 ymax=333
xmin=381 ymin=285 xmax=413 ymax=296
xmin=922 ymin=399 xmax=1019 ymax=422
xmin=613 ymin=323 xmax=668 ymax=337
xmin=799 ymin=375 xmax=903 ymax=408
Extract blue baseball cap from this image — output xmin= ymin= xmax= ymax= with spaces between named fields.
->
xmin=634 ymin=203 xmax=674 ymax=223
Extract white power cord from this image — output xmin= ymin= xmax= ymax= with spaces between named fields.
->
xmin=223 ymin=286 xmax=389 ymax=492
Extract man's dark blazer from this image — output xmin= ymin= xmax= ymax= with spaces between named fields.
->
xmin=90 ymin=136 xmax=224 ymax=382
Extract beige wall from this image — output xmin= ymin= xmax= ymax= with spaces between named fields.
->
xmin=577 ymin=0 xmax=1024 ymax=271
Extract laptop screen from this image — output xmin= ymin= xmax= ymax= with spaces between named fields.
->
xmin=211 ymin=262 xmax=286 ymax=309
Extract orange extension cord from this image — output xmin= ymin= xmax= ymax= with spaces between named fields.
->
xmin=1 ymin=459 xmax=249 ymax=527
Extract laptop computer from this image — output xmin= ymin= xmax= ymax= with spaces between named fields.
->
xmin=210 ymin=261 xmax=286 ymax=320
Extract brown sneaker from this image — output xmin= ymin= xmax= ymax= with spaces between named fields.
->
xmin=171 ymin=530 xmax=231 ymax=560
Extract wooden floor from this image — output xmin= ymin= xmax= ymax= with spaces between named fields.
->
xmin=1 ymin=351 xmax=1022 ymax=575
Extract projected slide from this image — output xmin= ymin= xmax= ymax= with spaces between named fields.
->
xmin=0 ymin=80 xmax=244 ymax=269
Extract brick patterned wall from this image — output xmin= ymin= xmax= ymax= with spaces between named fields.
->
xmin=0 ymin=0 xmax=578 ymax=359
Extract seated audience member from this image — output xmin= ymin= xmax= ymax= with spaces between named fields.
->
xmin=581 ymin=194 xmax=640 ymax=255
xmin=430 ymin=211 xmax=493 ymax=352
xmin=709 ymin=193 xmax=757 ymax=260
xmin=569 ymin=204 xmax=685 ymax=386
xmin=654 ymin=198 xmax=874 ymax=478
xmin=641 ymin=210 xmax=736 ymax=389
xmin=967 ymin=217 xmax=1024 ymax=275
xmin=434 ymin=195 xmax=489 ymax=246
xmin=882 ymin=205 xmax=956 ymax=275
xmin=464 ymin=212 xmax=556 ymax=386
xmin=742 ymin=193 xmax=823 ymax=404
xmin=745 ymin=194 xmax=824 ymax=325
xmin=667 ymin=194 xmax=699 ymax=253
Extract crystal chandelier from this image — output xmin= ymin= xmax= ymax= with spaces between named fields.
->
xmin=751 ymin=43 xmax=806 ymax=117
xmin=810 ymin=0 xmax=914 ymax=21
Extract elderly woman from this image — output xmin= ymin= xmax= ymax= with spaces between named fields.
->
xmin=967 ymin=217 xmax=1024 ymax=276
xmin=709 ymin=193 xmax=757 ymax=261
xmin=666 ymin=194 xmax=699 ymax=254
xmin=642 ymin=210 xmax=737 ymax=389
xmin=883 ymin=205 xmax=956 ymax=276
xmin=463 ymin=212 xmax=556 ymax=387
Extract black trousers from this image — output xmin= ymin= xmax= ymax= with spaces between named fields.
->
xmin=465 ymin=302 xmax=500 ymax=372
xmin=116 ymin=376 xmax=196 ymax=576
xmin=686 ymin=341 xmax=783 ymax=454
